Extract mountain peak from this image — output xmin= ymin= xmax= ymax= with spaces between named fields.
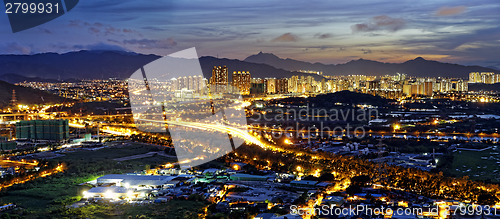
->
xmin=414 ymin=57 xmax=426 ymax=61
xmin=244 ymin=52 xmax=283 ymax=63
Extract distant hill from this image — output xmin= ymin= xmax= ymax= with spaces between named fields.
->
xmin=244 ymin=52 xmax=499 ymax=78
xmin=0 ymin=50 xmax=159 ymax=80
xmin=275 ymin=90 xmax=393 ymax=108
xmin=1 ymin=50 xmax=498 ymax=81
xmin=0 ymin=80 xmax=68 ymax=107
xmin=0 ymin=50 xmax=322 ymax=81
xmin=0 ymin=74 xmax=60 ymax=84
xmin=199 ymin=56 xmax=325 ymax=80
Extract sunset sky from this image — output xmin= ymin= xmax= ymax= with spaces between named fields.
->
xmin=0 ymin=0 xmax=499 ymax=68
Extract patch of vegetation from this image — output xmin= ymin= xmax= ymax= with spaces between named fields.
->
xmin=60 ymin=200 xmax=205 ymax=219
xmin=0 ymin=143 xmax=177 ymax=217
xmin=443 ymin=149 xmax=500 ymax=183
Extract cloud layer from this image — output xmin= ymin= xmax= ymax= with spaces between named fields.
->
xmin=0 ymin=0 xmax=498 ymax=67
xmin=352 ymin=15 xmax=405 ymax=33
xmin=271 ymin=33 xmax=299 ymax=42
xmin=436 ymin=6 xmax=467 ymax=16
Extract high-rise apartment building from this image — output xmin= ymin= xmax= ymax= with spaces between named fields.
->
xmin=275 ymin=78 xmax=288 ymax=94
xmin=232 ymin=71 xmax=251 ymax=95
xmin=210 ymin=66 xmax=229 ymax=93
xmin=469 ymin=72 xmax=497 ymax=84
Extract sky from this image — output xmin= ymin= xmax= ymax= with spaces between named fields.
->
xmin=0 ymin=0 xmax=499 ymax=68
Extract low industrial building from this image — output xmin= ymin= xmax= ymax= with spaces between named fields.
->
xmin=96 ymin=174 xmax=177 ymax=189
xmin=290 ymin=180 xmax=317 ymax=188
xmin=230 ymin=173 xmax=269 ymax=181
xmin=83 ymin=186 xmax=136 ymax=200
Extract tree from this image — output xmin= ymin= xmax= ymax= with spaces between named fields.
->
xmin=346 ymin=184 xmax=362 ymax=195
xmin=477 ymin=193 xmax=498 ymax=205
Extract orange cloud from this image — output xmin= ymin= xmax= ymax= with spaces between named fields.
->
xmin=436 ymin=6 xmax=467 ymax=16
xmin=271 ymin=33 xmax=299 ymax=42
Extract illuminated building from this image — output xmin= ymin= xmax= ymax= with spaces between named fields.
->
xmin=481 ymin=72 xmax=496 ymax=84
xmin=469 ymin=72 xmax=497 ymax=84
xmin=250 ymin=78 xmax=265 ymax=95
xmin=15 ymin=120 xmax=69 ymax=142
xmin=231 ymin=71 xmax=251 ymax=95
xmin=210 ymin=66 xmax=229 ymax=93
xmin=288 ymin=75 xmax=299 ymax=93
xmin=469 ymin=72 xmax=481 ymax=83
xmin=211 ymin=66 xmax=229 ymax=85
xmin=402 ymin=81 xmax=433 ymax=96
xmin=451 ymin=79 xmax=468 ymax=92
xmin=96 ymin=174 xmax=177 ymax=189
xmin=171 ymin=75 xmax=203 ymax=93
xmin=0 ymin=141 xmax=16 ymax=151
xmin=265 ymin=78 xmax=276 ymax=94
xmin=275 ymin=78 xmax=288 ymax=94
xmin=423 ymin=81 xmax=433 ymax=96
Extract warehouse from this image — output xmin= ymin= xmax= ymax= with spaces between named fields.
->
xmin=229 ymin=173 xmax=269 ymax=181
xmin=96 ymin=174 xmax=177 ymax=189
xmin=83 ymin=186 xmax=137 ymax=200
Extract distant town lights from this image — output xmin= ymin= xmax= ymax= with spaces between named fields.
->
xmin=296 ymin=166 xmax=302 ymax=172
xmin=232 ymin=164 xmax=240 ymax=171
xmin=393 ymin=124 xmax=401 ymax=131
xmin=126 ymin=190 xmax=134 ymax=199
xmin=82 ymin=191 xmax=90 ymax=198
xmin=104 ymin=190 xmax=115 ymax=199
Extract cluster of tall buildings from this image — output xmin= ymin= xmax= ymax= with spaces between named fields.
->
xmin=165 ymin=66 xmax=484 ymax=99
xmin=401 ymin=78 xmax=468 ymax=97
xmin=469 ymin=72 xmax=500 ymax=84
xmin=171 ymin=75 xmax=207 ymax=92
xmin=208 ymin=66 xmax=287 ymax=95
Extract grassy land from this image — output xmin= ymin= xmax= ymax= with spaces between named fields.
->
xmin=58 ymin=143 xmax=168 ymax=161
xmin=61 ymin=200 xmax=205 ymax=219
xmin=443 ymin=148 xmax=500 ymax=183
xmin=0 ymin=142 xmax=181 ymax=218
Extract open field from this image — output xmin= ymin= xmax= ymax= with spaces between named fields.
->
xmin=58 ymin=143 xmax=173 ymax=161
xmin=0 ymin=142 xmax=179 ymax=217
xmin=61 ymin=200 xmax=205 ymax=219
xmin=444 ymin=148 xmax=500 ymax=183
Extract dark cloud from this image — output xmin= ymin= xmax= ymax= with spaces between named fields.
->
xmin=352 ymin=15 xmax=405 ymax=33
xmin=36 ymin=28 xmax=53 ymax=34
xmin=271 ymin=33 xmax=299 ymax=42
xmin=436 ymin=6 xmax=467 ymax=16
xmin=121 ymin=38 xmax=177 ymax=49
xmin=315 ymin=33 xmax=333 ymax=39
xmin=88 ymin=27 xmax=100 ymax=34
xmin=0 ymin=42 xmax=32 ymax=54
xmin=69 ymin=20 xmax=141 ymax=37
xmin=361 ymin=48 xmax=372 ymax=54
xmin=74 ymin=43 xmax=128 ymax=51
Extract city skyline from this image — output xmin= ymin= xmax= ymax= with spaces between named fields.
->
xmin=1 ymin=1 xmax=500 ymax=217
xmin=0 ymin=0 xmax=499 ymax=69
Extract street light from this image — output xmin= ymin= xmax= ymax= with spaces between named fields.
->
xmin=393 ymin=124 xmax=400 ymax=131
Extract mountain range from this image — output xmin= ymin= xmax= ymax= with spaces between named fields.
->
xmin=244 ymin=52 xmax=499 ymax=78
xmin=0 ymin=50 xmax=498 ymax=83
